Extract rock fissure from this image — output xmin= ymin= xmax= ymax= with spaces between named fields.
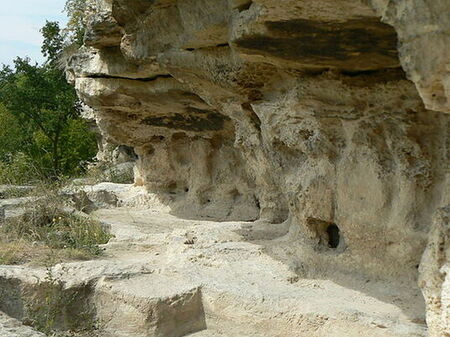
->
xmin=83 ymin=73 xmax=174 ymax=82
xmin=185 ymin=43 xmax=231 ymax=51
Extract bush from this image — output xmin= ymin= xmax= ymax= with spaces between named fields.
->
xmin=0 ymin=104 xmax=24 ymax=159
xmin=0 ymin=152 xmax=42 ymax=185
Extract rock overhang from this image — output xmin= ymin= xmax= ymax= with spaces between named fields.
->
xmin=67 ymin=1 xmax=450 ymax=335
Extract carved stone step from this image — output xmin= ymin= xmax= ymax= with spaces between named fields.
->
xmin=94 ymin=274 xmax=206 ymax=337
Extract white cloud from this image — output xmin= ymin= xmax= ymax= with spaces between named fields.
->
xmin=0 ymin=0 xmax=68 ymax=65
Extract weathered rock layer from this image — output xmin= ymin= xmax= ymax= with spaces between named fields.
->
xmin=68 ymin=0 xmax=450 ymax=335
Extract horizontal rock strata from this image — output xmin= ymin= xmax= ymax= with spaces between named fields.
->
xmin=67 ymin=0 xmax=450 ymax=335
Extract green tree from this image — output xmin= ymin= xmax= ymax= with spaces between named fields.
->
xmin=0 ymin=21 xmax=97 ymax=179
xmin=41 ymin=21 xmax=65 ymax=65
xmin=64 ymin=0 xmax=87 ymax=46
xmin=0 ymin=58 xmax=76 ymax=174
xmin=0 ymin=104 xmax=25 ymax=160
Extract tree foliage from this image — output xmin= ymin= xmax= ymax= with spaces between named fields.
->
xmin=41 ymin=21 xmax=65 ymax=65
xmin=64 ymin=0 xmax=87 ymax=46
xmin=0 ymin=20 xmax=97 ymax=182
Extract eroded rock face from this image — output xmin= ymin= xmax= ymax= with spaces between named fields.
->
xmin=68 ymin=0 xmax=450 ymax=334
xmin=368 ymin=0 xmax=450 ymax=113
xmin=419 ymin=206 xmax=450 ymax=336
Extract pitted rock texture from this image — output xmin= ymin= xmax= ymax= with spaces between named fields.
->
xmin=368 ymin=0 xmax=450 ymax=113
xmin=419 ymin=206 xmax=450 ymax=336
xmin=67 ymin=0 xmax=450 ymax=335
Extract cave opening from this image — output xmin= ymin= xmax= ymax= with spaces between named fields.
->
xmin=237 ymin=1 xmax=252 ymax=12
xmin=306 ymin=218 xmax=344 ymax=251
xmin=326 ymin=224 xmax=340 ymax=248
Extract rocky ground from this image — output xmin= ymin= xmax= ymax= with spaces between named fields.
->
xmin=0 ymin=183 xmax=429 ymax=337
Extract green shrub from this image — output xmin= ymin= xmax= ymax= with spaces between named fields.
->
xmin=4 ymin=212 xmax=111 ymax=256
xmin=0 ymin=152 xmax=42 ymax=185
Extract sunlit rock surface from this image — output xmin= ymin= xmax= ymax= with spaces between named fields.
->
xmin=66 ymin=0 xmax=450 ymax=335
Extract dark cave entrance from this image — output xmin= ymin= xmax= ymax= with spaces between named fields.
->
xmin=306 ymin=218 xmax=344 ymax=251
xmin=326 ymin=224 xmax=340 ymax=248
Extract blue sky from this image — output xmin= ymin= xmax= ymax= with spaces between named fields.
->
xmin=0 ymin=0 xmax=68 ymax=66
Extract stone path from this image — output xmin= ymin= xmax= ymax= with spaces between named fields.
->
xmin=0 ymin=184 xmax=428 ymax=336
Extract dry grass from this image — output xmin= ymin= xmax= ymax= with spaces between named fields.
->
xmin=0 ymin=238 xmax=102 ymax=266
xmin=86 ymin=162 xmax=134 ymax=184
xmin=0 ymin=239 xmax=48 ymax=265
xmin=0 ymin=186 xmax=33 ymax=199
xmin=0 ymin=183 xmax=112 ymax=266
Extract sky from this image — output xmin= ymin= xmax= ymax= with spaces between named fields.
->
xmin=0 ymin=0 xmax=68 ymax=66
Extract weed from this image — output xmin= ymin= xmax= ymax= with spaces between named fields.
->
xmin=0 ymin=239 xmax=48 ymax=265
xmin=0 ymin=152 xmax=43 ymax=185
xmin=23 ymin=267 xmax=98 ymax=336
xmin=0 ymin=186 xmax=33 ymax=199
xmin=86 ymin=162 xmax=134 ymax=184
xmin=0 ymin=183 xmax=112 ymax=266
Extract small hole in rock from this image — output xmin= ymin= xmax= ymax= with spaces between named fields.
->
xmin=185 ymin=188 xmax=189 ymax=192
xmin=237 ymin=1 xmax=252 ymax=12
xmin=167 ymin=181 xmax=178 ymax=195
xmin=326 ymin=224 xmax=340 ymax=248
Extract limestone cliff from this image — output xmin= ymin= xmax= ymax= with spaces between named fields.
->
xmin=67 ymin=0 xmax=450 ymax=335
